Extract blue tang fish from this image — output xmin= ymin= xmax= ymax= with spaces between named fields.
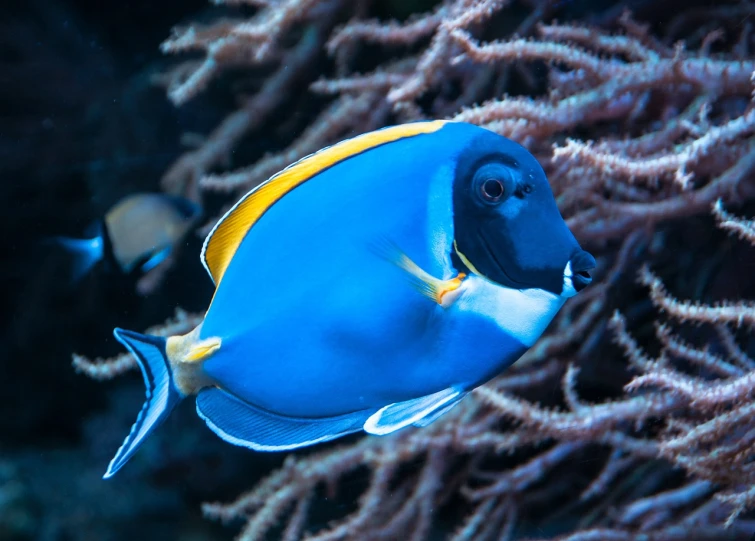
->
xmin=104 ymin=121 xmax=595 ymax=478
xmin=53 ymin=192 xmax=202 ymax=282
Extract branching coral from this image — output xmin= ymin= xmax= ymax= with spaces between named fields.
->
xmin=74 ymin=0 xmax=755 ymax=539
xmin=610 ymin=279 xmax=754 ymax=529
xmin=614 ymin=230 xmax=755 ymax=526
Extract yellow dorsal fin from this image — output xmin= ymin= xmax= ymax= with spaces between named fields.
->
xmin=200 ymin=120 xmax=449 ymax=285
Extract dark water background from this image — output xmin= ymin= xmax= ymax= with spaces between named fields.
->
xmin=1 ymin=1 xmax=282 ymax=538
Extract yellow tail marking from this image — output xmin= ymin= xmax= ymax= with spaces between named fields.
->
xmin=202 ymin=120 xmax=450 ymax=286
xmin=184 ymin=337 xmax=222 ymax=363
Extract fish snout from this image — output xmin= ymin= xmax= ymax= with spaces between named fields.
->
xmin=568 ymin=249 xmax=596 ymax=293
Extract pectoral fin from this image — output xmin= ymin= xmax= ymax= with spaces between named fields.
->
xmin=412 ymin=392 xmax=466 ymax=427
xmin=371 ymin=239 xmax=466 ymax=307
xmin=363 ymin=387 xmax=464 ymax=435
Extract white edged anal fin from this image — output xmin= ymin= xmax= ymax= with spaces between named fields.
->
xmin=196 ymin=387 xmax=375 ymax=451
xmin=363 ymin=387 xmax=465 ymax=435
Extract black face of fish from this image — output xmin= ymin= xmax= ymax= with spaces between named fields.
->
xmin=452 ymin=132 xmax=595 ymax=296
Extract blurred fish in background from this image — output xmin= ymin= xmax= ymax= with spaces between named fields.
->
xmin=51 ymin=192 xmax=202 ymax=294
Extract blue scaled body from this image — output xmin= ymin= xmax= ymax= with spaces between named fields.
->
xmin=104 ymin=121 xmax=596 ymax=478
xmin=202 ymin=122 xmax=524 ymax=417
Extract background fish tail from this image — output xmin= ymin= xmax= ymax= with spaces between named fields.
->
xmin=49 ymin=234 xmax=105 ymax=283
xmin=104 ymin=329 xmax=183 ymax=478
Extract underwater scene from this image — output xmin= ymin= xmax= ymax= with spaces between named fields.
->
xmin=3 ymin=0 xmax=755 ymax=539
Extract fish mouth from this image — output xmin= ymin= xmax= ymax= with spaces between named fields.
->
xmin=478 ymin=229 xmax=595 ymax=296
xmin=564 ymin=250 xmax=596 ymax=295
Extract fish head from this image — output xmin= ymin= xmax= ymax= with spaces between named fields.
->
xmin=451 ymin=130 xmax=594 ymax=298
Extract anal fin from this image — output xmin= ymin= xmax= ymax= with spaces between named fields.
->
xmin=196 ymin=388 xmax=377 ymax=451
xmin=364 ymin=387 xmax=464 ymax=435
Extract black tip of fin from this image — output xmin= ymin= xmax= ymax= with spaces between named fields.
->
xmin=104 ymin=328 xmax=182 ymax=479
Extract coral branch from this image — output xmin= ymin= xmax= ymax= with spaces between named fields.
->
xmin=713 ymin=199 xmax=755 ymax=242
xmin=639 ymin=266 xmax=755 ymax=328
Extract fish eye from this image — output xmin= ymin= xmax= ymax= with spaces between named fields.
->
xmin=472 ymin=163 xmax=515 ymax=206
xmin=481 ymin=179 xmax=504 ymax=201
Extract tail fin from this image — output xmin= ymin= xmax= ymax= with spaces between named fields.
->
xmin=49 ymin=234 xmax=104 ymax=283
xmin=104 ymin=328 xmax=183 ymax=478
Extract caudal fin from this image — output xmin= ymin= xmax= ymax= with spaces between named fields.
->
xmin=49 ymin=235 xmax=104 ymax=283
xmin=104 ymin=328 xmax=183 ymax=478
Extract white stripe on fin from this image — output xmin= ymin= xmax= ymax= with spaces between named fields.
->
xmin=412 ymin=391 xmax=466 ymax=427
xmin=364 ymin=387 xmax=463 ymax=436
xmin=105 ymin=329 xmax=183 ymax=478
xmin=196 ymin=387 xmax=377 ymax=451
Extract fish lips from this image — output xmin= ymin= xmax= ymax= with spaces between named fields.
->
xmin=568 ymin=250 xmax=596 ymax=292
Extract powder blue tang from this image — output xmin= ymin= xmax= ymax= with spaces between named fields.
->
xmin=102 ymin=121 xmax=595 ymax=478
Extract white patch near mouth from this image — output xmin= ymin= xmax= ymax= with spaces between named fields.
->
xmin=561 ymin=261 xmax=578 ymax=298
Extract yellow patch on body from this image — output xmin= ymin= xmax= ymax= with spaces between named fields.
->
xmin=437 ymin=273 xmax=467 ymax=307
xmin=384 ymin=247 xmax=467 ymax=308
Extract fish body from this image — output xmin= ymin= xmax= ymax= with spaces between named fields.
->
xmin=104 ymin=193 xmax=201 ymax=272
xmin=53 ymin=192 xmax=201 ymax=281
xmin=200 ymin=267 xmax=559 ymax=420
xmin=191 ymin=273 xmax=557 ymax=445
xmin=104 ymin=121 xmax=595 ymax=477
